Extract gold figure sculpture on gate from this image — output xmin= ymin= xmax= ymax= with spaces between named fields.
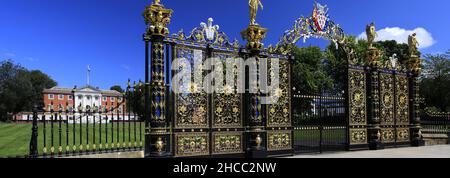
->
xmin=366 ymin=22 xmax=377 ymax=48
xmin=154 ymin=0 xmax=161 ymax=5
xmin=408 ymin=33 xmax=419 ymax=57
xmin=249 ymin=0 xmax=264 ymax=25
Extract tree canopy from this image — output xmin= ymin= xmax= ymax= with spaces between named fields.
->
xmin=0 ymin=60 xmax=57 ymax=121
xmin=420 ymin=52 xmax=450 ymax=112
xmin=110 ymin=85 xmax=124 ymax=93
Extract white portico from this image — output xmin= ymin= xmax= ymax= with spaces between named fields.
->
xmin=74 ymin=86 xmax=103 ymax=112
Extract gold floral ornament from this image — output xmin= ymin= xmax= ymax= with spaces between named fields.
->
xmin=274 ymin=88 xmax=283 ymax=98
xmin=143 ymin=0 xmax=173 ymax=37
xmin=179 ymin=105 xmax=187 ymax=114
xmin=216 ymin=107 xmax=223 ymax=114
xmin=222 ymin=85 xmax=233 ymax=95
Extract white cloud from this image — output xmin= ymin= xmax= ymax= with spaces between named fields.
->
xmin=358 ymin=27 xmax=435 ymax=49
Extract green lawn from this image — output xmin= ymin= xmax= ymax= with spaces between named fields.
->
xmin=0 ymin=123 xmax=144 ymax=158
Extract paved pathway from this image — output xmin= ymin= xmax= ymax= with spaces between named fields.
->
xmin=289 ymin=145 xmax=450 ymax=158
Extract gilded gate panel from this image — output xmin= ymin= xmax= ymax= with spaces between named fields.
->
xmin=349 ymin=128 xmax=367 ymax=145
xmin=380 ymin=72 xmax=395 ymax=125
xmin=211 ymin=52 xmax=242 ymax=128
xmin=396 ymin=74 xmax=409 ymax=125
xmin=175 ymin=132 xmax=209 ymax=157
xmin=267 ymin=130 xmax=292 ymax=151
xmin=348 ymin=69 xmax=367 ymax=126
xmin=212 ymin=132 xmax=244 ymax=154
xmin=174 ymin=46 xmax=209 ymax=129
xmin=267 ymin=59 xmax=291 ymax=128
xmin=381 ymin=128 xmax=395 ymax=143
xmin=396 ymin=128 xmax=410 ymax=142
xmin=348 ymin=68 xmax=367 ymax=145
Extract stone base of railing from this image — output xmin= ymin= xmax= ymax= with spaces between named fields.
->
xmin=423 ymin=134 xmax=449 ymax=146
xmin=66 ymin=151 xmax=144 ymax=158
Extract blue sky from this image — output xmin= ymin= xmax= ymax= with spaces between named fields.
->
xmin=1 ymin=0 xmax=449 ymax=89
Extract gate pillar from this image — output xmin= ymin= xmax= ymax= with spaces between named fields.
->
xmin=143 ymin=1 xmax=173 ymax=158
xmin=367 ymin=48 xmax=384 ymax=150
xmin=408 ymin=55 xmax=425 ymax=146
xmin=241 ymin=24 xmax=268 ymax=158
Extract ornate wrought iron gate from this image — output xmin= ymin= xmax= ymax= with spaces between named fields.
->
xmin=379 ymin=70 xmax=411 ymax=146
xmin=140 ymin=0 xmax=424 ymax=158
xmin=170 ymin=42 xmax=246 ymax=157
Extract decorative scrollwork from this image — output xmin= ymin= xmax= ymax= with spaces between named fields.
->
xmin=380 ymin=72 xmax=394 ymax=125
xmin=267 ymin=131 xmax=292 ymax=151
xmin=175 ymin=133 xmax=209 ymax=157
xmin=381 ymin=128 xmax=395 ymax=143
xmin=349 ymin=128 xmax=367 ymax=145
xmin=171 ymin=18 xmax=239 ymax=48
xmin=274 ymin=2 xmax=345 ymax=55
xmin=174 ymin=46 xmax=209 ymax=128
xmin=396 ymin=74 xmax=409 ymax=125
xmin=267 ymin=59 xmax=291 ymax=127
xmin=396 ymin=128 xmax=410 ymax=142
xmin=348 ymin=69 xmax=366 ymax=126
xmin=212 ymin=132 xmax=243 ymax=154
xmin=212 ymin=52 xmax=242 ymax=128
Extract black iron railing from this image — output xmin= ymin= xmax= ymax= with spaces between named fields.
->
xmin=421 ymin=111 xmax=450 ymax=136
xmin=292 ymin=92 xmax=347 ymax=154
xmin=28 ymin=81 xmax=145 ymax=158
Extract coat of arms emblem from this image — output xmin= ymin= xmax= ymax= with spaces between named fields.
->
xmin=312 ymin=2 xmax=329 ymax=32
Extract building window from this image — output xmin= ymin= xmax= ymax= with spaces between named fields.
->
xmin=48 ymin=104 xmax=53 ymax=111
xmin=102 ymin=97 xmax=107 ymax=101
xmin=58 ymin=94 xmax=64 ymax=100
xmin=68 ymin=96 xmax=73 ymax=100
xmin=110 ymin=107 xmax=114 ymax=112
xmin=78 ymin=95 xmax=82 ymax=100
xmin=95 ymin=96 xmax=99 ymax=101
xmin=68 ymin=105 xmax=74 ymax=112
xmin=111 ymin=97 xmax=115 ymax=102
xmin=58 ymin=104 xmax=64 ymax=111
xmin=86 ymin=96 xmax=91 ymax=100
xmin=118 ymin=97 xmax=123 ymax=102
xmin=48 ymin=94 xmax=54 ymax=100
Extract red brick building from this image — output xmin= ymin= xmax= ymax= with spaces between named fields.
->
xmin=43 ymin=86 xmax=125 ymax=113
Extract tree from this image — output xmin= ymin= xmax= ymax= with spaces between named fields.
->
xmin=28 ymin=70 xmax=57 ymax=110
xmin=110 ymin=85 xmax=124 ymax=93
xmin=0 ymin=60 xmax=57 ymax=121
xmin=420 ymin=53 xmax=450 ymax=111
xmin=292 ymin=46 xmax=333 ymax=95
xmin=0 ymin=60 xmax=32 ymax=121
xmin=375 ymin=40 xmax=411 ymax=64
